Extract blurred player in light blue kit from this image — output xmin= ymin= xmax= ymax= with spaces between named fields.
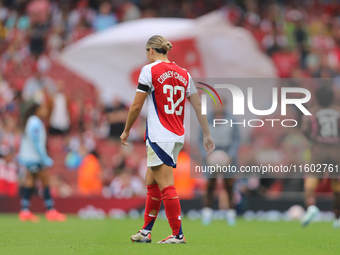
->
xmin=200 ymin=97 xmax=240 ymax=226
xmin=18 ymin=102 xmax=66 ymax=222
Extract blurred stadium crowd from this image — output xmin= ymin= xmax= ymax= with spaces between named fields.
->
xmin=0 ymin=0 xmax=340 ymax=202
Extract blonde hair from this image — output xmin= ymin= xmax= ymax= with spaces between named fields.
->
xmin=146 ymin=35 xmax=172 ymax=54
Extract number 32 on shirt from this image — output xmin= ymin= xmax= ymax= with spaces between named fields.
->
xmin=163 ymin=85 xmax=185 ymax=115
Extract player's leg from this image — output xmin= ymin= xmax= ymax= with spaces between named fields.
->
xmin=21 ymin=171 xmax=35 ymax=210
xmin=19 ymin=169 xmax=39 ymax=222
xmin=152 ymin=163 xmax=185 ymax=244
xmin=131 ymin=168 xmax=161 ymax=243
xmin=301 ymin=178 xmax=320 ymax=226
xmin=202 ymin=178 xmax=216 ymax=225
xmin=331 ymin=179 xmax=340 ymax=228
xmin=36 ymin=169 xmax=66 ymax=222
xmin=142 ymin=168 xmax=162 ymax=232
xmin=223 ymin=178 xmax=236 ymax=226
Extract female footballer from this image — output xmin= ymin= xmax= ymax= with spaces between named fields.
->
xmin=18 ymin=102 xmax=66 ymax=222
xmin=120 ymin=35 xmax=215 ymax=244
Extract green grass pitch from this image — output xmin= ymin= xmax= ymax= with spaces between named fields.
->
xmin=0 ymin=214 xmax=339 ymax=255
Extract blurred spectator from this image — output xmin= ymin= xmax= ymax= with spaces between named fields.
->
xmin=69 ymin=93 xmax=84 ymax=132
xmin=27 ymin=0 xmax=51 ymax=58
xmin=77 ymin=150 xmax=102 ymax=196
xmin=262 ymin=28 xmax=288 ymax=56
xmin=310 ymin=21 xmax=334 ymax=52
xmin=313 ymin=55 xmax=336 ymax=78
xmin=65 ymin=134 xmax=83 ymax=170
xmin=306 ymin=47 xmax=321 ymax=74
xmin=110 ymin=169 xmax=145 ymax=199
xmin=93 ymin=1 xmax=117 ymax=32
xmin=50 ymin=175 xmax=73 ymax=198
xmin=271 ymin=48 xmax=299 ymax=78
xmin=0 ymin=2 xmax=8 ymax=23
xmin=65 ymin=129 xmax=96 ymax=170
xmin=81 ymin=100 xmax=96 ymax=131
xmin=2 ymin=35 xmax=30 ymax=71
xmin=28 ymin=21 xmax=49 ymax=58
xmin=294 ymin=20 xmax=308 ymax=68
xmin=121 ymin=2 xmax=141 ymax=22
xmin=47 ymin=25 xmax=64 ymax=58
xmin=105 ymin=97 xmax=127 ymax=141
xmin=52 ymin=7 xmax=70 ymax=36
xmin=109 ymin=145 xmax=145 ymax=198
xmin=0 ymin=74 xmax=13 ymax=111
xmin=69 ymin=18 xmax=93 ymax=43
xmin=92 ymin=102 xmax=110 ymax=139
xmin=49 ymin=80 xmax=70 ymax=135
xmin=0 ymin=115 xmax=21 ymax=152
xmin=0 ymin=144 xmax=18 ymax=197
xmin=68 ymin=0 xmax=95 ymax=31
xmin=22 ymin=60 xmax=56 ymax=102
xmin=5 ymin=8 xmax=29 ymax=31
xmin=173 ymin=150 xmax=197 ymax=199
xmin=27 ymin=0 xmax=50 ymax=26
xmin=83 ymin=129 xmax=96 ymax=152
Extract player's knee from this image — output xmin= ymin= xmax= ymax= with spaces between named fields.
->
xmin=40 ymin=176 xmax=50 ymax=186
xmin=25 ymin=178 xmax=35 ymax=188
xmin=146 ymin=180 xmax=157 ymax=187
xmin=148 ymin=209 xmax=158 ymax=216
xmin=158 ymin=182 xmax=174 ymax=191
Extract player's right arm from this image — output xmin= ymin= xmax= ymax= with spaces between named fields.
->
xmin=120 ymin=91 xmax=148 ymax=146
xmin=186 ymin=73 xmax=214 ymax=155
xmin=187 ymin=92 xmax=215 ymax=155
xmin=121 ymin=65 xmax=151 ymax=146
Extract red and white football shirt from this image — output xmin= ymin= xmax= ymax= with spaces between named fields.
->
xmin=137 ymin=60 xmax=197 ymax=144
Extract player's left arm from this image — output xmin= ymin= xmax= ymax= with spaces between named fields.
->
xmin=186 ymin=73 xmax=215 ymax=154
xmin=120 ymin=92 xmax=147 ymax=146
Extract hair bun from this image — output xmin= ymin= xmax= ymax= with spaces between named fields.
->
xmin=162 ymin=41 xmax=173 ymax=52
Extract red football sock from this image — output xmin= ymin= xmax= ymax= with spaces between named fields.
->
xmin=142 ymin=184 xmax=162 ymax=231
xmin=162 ymin=185 xmax=183 ymax=236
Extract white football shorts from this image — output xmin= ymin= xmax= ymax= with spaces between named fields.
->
xmin=146 ymin=139 xmax=183 ymax=168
